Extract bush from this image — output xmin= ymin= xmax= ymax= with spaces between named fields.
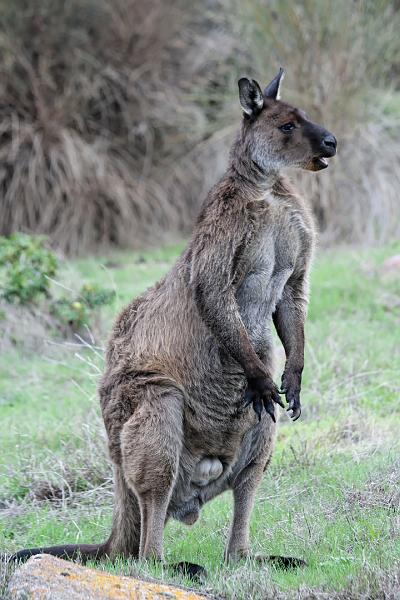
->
xmin=0 ymin=233 xmax=57 ymax=303
xmin=51 ymin=284 xmax=115 ymax=331
xmin=0 ymin=233 xmax=115 ymax=336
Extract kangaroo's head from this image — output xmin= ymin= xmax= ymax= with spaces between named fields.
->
xmin=237 ymin=69 xmax=337 ymax=173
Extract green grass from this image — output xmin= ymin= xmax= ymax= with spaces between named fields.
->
xmin=1 ymin=242 xmax=400 ymax=599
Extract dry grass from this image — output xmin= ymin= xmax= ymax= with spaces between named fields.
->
xmin=225 ymin=0 xmax=400 ymax=244
xmin=0 ymin=0 xmax=205 ymax=253
xmin=0 ymin=558 xmax=14 ymax=600
xmin=3 ymin=417 xmax=111 ymax=509
xmin=0 ymin=0 xmax=399 ymax=252
xmin=345 ymin=461 xmax=400 ymax=514
xmin=0 ymin=299 xmax=56 ymax=353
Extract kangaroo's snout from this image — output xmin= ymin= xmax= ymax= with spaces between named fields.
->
xmin=320 ymin=132 xmax=337 ymax=157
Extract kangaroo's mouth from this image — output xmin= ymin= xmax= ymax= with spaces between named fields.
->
xmin=312 ymin=156 xmax=329 ymax=170
xmin=305 ymin=155 xmax=331 ymax=171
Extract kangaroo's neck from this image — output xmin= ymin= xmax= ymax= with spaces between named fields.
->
xmin=228 ymin=129 xmax=279 ymax=193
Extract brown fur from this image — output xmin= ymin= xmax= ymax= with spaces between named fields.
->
xmin=10 ymin=71 xmax=336 ymax=566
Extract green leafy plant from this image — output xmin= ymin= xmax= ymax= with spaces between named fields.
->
xmin=51 ymin=298 xmax=89 ymax=331
xmin=0 ymin=233 xmax=116 ymax=336
xmin=0 ymin=233 xmax=57 ymax=303
xmin=51 ymin=284 xmax=115 ymax=331
xmin=79 ymin=284 xmax=116 ymax=309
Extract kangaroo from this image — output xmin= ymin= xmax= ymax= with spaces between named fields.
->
xmin=10 ymin=69 xmax=336 ymax=571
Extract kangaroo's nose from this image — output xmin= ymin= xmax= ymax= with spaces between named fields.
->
xmin=322 ymin=134 xmax=337 ymax=153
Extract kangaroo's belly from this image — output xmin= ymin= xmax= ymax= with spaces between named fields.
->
xmin=168 ymin=414 xmax=276 ymax=525
xmin=168 ymin=420 xmax=263 ymax=524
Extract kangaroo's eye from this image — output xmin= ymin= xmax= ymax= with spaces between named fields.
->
xmin=280 ymin=122 xmax=296 ymax=133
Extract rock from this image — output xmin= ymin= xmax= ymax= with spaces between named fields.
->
xmin=8 ymin=554 xmax=207 ymax=600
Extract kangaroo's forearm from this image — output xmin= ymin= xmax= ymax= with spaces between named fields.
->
xmin=273 ymin=287 xmax=307 ymax=370
xmin=194 ymin=282 xmax=266 ymax=379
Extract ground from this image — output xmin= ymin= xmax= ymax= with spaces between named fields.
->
xmin=1 ymin=242 xmax=399 ymax=599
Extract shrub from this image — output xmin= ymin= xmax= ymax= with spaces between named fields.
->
xmin=51 ymin=284 xmax=115 ymax=332
xmin=0 ymin=233 xmax=57 ymax=303
xmin=0 ymin=233 xmax=115 ymax=337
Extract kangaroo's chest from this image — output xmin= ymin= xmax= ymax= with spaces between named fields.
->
xmin=235 ymin=201 xmax=310 ymax=340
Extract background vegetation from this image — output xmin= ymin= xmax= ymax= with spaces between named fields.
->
xmin=0 ymin=0 xmax=399 ymax=253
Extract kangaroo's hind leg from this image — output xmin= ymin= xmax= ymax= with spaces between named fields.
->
xmin=225 ymin=442 xmax=271 ymax=562
xmin=225 ymin=420 xmax=305 ymax=569
xmin=120 ymin=383 xmax=183 ymax=560
xmin=105 ymin=465 xmax=141 ymax=559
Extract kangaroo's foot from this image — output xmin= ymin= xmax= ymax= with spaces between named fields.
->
xmin=170 ymin=561 xmax=207 ymax=582
xmin=264 ymin=555 xmax=307 ymax=569
xmin=226 ymin=550 xmax=306 ymax=569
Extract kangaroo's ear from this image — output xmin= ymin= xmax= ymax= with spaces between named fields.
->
xmin=238 ymin=78 xmax=264 ymax=116
xmin=264 ymin=68 xmax=285 ymax=100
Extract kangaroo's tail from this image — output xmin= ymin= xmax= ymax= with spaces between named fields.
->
xmin=9 ymin=542 xmax=108 ymax=564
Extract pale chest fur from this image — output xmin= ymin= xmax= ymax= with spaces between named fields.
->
xmin=235 ymin=193 xmax=314 ymax=347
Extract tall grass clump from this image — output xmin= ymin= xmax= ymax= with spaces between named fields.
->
xmin=0 ymin=0 xmax=209 ymax=254
xmin=0 ymin=0 xmax=399 ymax=251
xmin=228 ymin=0 xmax=400 ymax=243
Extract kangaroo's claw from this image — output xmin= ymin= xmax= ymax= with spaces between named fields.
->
xmin=263 ymin=396 xmax=276 ymax=423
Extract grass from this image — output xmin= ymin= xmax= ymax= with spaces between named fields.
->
xmin=1 ymin=241 xmax=400 ymax=599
